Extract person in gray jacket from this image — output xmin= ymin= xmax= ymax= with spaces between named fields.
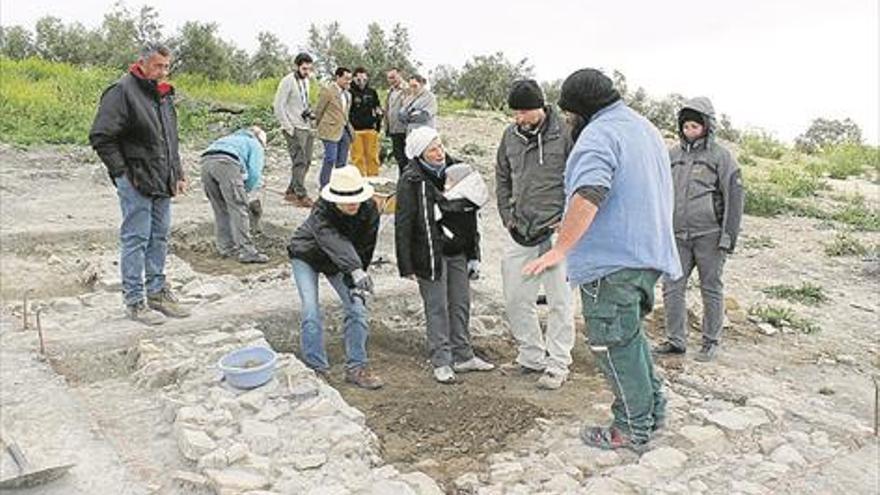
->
xmin=656 ymin=97 xmax=744 ymax=362
xmin=496 ymin=80 xmax=575 ymax=390
xmin=398 ymin=74 xmax=437 ymax=134
xmin=274 ymin=52 xmax=316 ymax=208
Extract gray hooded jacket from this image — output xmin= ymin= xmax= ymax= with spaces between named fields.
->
xmin=496 ymin=106 xmax=572 ymax=246
xmin=670 ymin=97 xmax=744 ymax=251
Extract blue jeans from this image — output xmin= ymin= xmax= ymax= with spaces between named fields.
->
xmin=291 ymin=258 xmax=369 ymax=371
xmin=319 ymin=129 xmax=352 ymax=188
xmin=116 ymin=175 xmax=171 ymax=306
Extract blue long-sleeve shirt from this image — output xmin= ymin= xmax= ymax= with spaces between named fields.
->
xmin=203 ymin=129 xmax=264 ymax=192
xmin=564 ymin=101 xmax=682 ymax=285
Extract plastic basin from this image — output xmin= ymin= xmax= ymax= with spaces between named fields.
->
xmin=218 ymin=346 xmax=277 ymax=389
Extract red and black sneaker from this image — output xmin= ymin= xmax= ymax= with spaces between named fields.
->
xmin=579 ymin=425 xmax=649 ymax=453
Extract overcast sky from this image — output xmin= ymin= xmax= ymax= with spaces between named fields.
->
xmin=2 ymin=0 xmax=878 ymax=143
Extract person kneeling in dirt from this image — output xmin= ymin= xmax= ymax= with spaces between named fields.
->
xmin=523 ymin=69 xmax=682 ymax=451
xmin=89 ymin=43 xmax=189 ymax=326
xmin=200 ymin=126 xmax=270 ymax=264
xmin=655 ymin=98 xmax=744 ymax=362
xmin=395 ymin=126 xmax=495 ymax=384
xmin=287 ymin=166 xmax=384 ymax=389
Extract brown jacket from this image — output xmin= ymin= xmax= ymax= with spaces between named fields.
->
xmin=314 ymin=83 xmax=353 ymax=141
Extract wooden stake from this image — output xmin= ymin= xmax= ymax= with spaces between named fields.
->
xmin=36 ymin=309 xmax=45 ymax=355
xmin=22 ymin=291 xmax=29 ymax=330
xmin=874 ymin=376 xmax=879 ymax=437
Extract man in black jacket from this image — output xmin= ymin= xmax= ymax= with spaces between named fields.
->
xmin=288 ymin=166 xmax=384 ymax=389
xmin=89 ymin=43 xmax=189 ymax=326
xmin=348 ymin=67 xmax=382 ymax=177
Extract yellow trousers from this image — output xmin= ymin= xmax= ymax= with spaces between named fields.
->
xmin=350 ymin=129 xmax=380 ymax=177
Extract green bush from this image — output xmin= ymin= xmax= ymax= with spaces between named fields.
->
xmin=830 ymin=197 xmax=880 ymax=231
xmin=749 ymin=304 xmax=820 ymax=334
xmin=741 ymin=130 xmax=787 ymax=160
xmin=762 ymin=283 xmax=828 ymax=305
xmin=768 ymin=165 xmax=821 ymax=197
xmin=0 ymin=57 xmax=281 ymax=145
xmin=744 ymin=183 xmax=790 ymax=217
xmin=824 ymin=232 xmax=868 ymax=257
xmin=818 ymin=144 xmax=879 ymax=179
xmin=738 ymin=153 xmax=756 ymax=167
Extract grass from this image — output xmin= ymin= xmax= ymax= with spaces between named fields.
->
xmin=817 ymin=144 xmax=880 ymax=179
xmin=740 ymin=130 xmax=787 ymax=160
xmin=829 ymin=195 xmax=880 ymax=231
xmin=741 ymin=235 xmax=777 ymax=249
xmin=744 ymin=183 xmax=790 ymax=217
xmin=0 ymin=57 xmax=306 ymax=146
xmin=738 ymin=153 xmax=757 ymax=167
xmin=749 ymin=304 xmax=821 ymax=334
xmin=824 ymin=232 xmax=869 ymax=257
xmin=762 ymin=283 xmax=828 ymax=305
xmin=768 ymin=164 xmax=822 ymax=198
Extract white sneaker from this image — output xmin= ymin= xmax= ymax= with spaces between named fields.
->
xmin=453 ymin=356 xmax=495 ymax=373
xmin=433 ymin=365 xmax=456 ymax=383
xmin=536 ymin=370 xmax=568 ymax=390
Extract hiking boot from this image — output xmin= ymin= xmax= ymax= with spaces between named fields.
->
xmin=147 ymin=287 xmax=190 ymax=318
xmin=345 ymin=366 xmax=384 ymax=390
xmin=284 ymin=192 xmax=314 ymax=208
xmin=695 ymin=343 xmax=719 ymax=362
xmin=499 ymin=361 xmax=545 ymax=375
xmin=433 ymin=365 xmax=456 ymax=384
xmin=579 ymin=425 xmax=649 ymax=453
xmin=217 ymin=247 xmax=238 ymax=258
xmin=238 ymin=251 xmax=269 ymax=264
xmin=452 ymin=356 xmax=495 ymax=373
xmin=536 ymin=370 xmax=568 ymax=390
xmin=654 ymin=341 xmax=686 ymax=355
xmin=126 ymin=301 xmax=167 ymax=326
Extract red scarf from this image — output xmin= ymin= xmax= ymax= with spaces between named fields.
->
xmin=129 ymin=63 xmax=173 ymax=96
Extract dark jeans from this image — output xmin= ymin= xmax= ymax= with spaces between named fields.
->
xmin=319 ymin=130 xmax=352 ymax=188
xmin=580 ymin=268 xmax=665 ymax=442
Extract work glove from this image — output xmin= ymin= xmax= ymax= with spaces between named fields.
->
xmin=467 ymin=260 xmax=481 ymax=281
xmin=351 ymin=268 xmax=374 ymax=293
xmin=350 ymin=287 xmax=370 ymax=306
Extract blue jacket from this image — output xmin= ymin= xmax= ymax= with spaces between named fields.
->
xmin=203 ymin=129 xmax=264 ymax=192
xmin=564 ymin=101 xmax=682 ymax=285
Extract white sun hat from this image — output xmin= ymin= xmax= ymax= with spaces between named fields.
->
xmin=320 ymin=165 xmax=375 ymax=204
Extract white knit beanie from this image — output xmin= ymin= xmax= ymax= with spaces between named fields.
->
xmin=405 ymin=126 xmax=440 ymax=160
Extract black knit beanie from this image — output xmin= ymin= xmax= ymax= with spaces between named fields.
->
xmin=558 ymin=69 xmax=621 ymax=140
xmin=678 ymin=108 xmax=705 ymax=129
xmin=508 ymin=79 xmax=545 ymax=110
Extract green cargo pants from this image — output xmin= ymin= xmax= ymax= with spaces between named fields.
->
xmin=580 ymin=268 xmax=665 ymax=443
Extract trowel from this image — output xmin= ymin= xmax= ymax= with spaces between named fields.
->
xmin=0 ymin=433 xmax=75 ymax=489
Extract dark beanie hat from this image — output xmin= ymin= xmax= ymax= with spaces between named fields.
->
xmin=558 ymin=69 xmax=621 ymax=120
xmin=678 ymin=108 xmax=705 ymax=128
xmin=508 ymin=79 xmax=545 ymax=110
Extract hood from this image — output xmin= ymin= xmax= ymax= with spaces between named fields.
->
xmin=444 ymin=164 xmax=489 ymax=208
xmin=677 ymin=96 xmax=716 ymax=144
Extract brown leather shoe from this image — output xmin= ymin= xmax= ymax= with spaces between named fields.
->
xmin=284 ymin=192 xmax=314 ymax=208
xmin=345 ymin=366 xmax=384 ymax=390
